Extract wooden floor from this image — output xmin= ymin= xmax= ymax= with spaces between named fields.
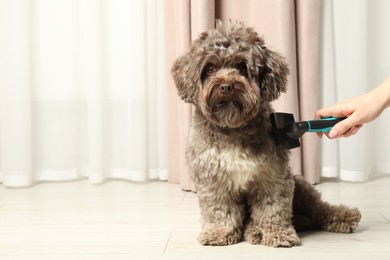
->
xmin=1 ymin=176 xmax=390 ymax=259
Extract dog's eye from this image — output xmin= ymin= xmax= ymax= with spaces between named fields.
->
xmin=201 ymin=64 xmax=217 ymax=82
xmin=206 ymin=65 xmax=216 ymax=75
xmin=237 ymin=62 xmax=248 ymax=78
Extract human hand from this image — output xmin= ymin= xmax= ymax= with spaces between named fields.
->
xmin=315 ymin=90 xmax=385 ymax=138
xmin=315 ymin=100 xmax=364 ymax=138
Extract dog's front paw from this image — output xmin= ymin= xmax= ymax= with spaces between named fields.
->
xmin=198 ymin=226 xmax=241 ymax=246
xmin=244 ymin=224 xmax=263 ymax=244
xmin=246 ymin=225 xmax=300 ymax=248
xmin=261 ymin=227 xmax=300 ymax=248
xmin=322 ymin=206 xmax=361 ymax=233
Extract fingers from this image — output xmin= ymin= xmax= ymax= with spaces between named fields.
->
xmin=315 ymin=107 xmax=347 ymax=120
xmin=325 ymin=124 xmax=363 ymax=139
xmin=315 ymin=112 xmax=363 ymax=139
xmin=341 ymin=124 xmax=363 ymax=138
xmin=315 ymin=107 xmax=363 ymax=139
xmin=318 ymin=124 xmax=362 ymax=139
xmin=327 ymin=112 xmax=360 ymax=138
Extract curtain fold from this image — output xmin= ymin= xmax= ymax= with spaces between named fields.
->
xmin=165 ymin=0 xmax=322 ymax=190
xmin=165 ymin=0 xmax=192 ymax=190
xmin=0 ymin=0 xmax=167 ymax=187
xmin=295 ymin=0 xmax=323 ymax=184
xmin=0 ymin=0 xmax=33 ymax=186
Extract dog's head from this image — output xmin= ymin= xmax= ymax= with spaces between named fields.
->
xmin=171 ymin=21 xmax=289 ymax=129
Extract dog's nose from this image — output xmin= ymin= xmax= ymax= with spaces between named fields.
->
xmin=219 ymin=83 xmax=233 ymax=95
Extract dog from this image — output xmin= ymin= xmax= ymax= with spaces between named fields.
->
xmin=171 ymin=21 xmax=361 ymax=247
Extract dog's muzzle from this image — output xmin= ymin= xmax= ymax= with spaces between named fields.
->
xmin=210 ymin=83 xmax=244 ymax=112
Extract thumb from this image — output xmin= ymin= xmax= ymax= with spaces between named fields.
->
xmin=328 ymin=113 xmax=360 ymax=138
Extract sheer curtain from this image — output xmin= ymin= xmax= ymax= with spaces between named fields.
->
xmin=0 ymin=0 xmax=167 ymax=187
xmin=321 ymin=0 xmax=390 ymax=181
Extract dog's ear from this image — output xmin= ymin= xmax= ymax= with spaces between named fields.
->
xmin=256 ymin=45 xmax=289 ymax=102
xmin=171 ymin=51 xmax=198 ymax=104
xmin=171 ymin=31 xmax=211 ymax=104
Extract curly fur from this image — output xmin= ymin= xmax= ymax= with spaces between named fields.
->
xmin=171 ymin=20 xmax=361 ymax=247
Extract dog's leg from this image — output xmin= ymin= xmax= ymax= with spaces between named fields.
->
xmin=196 ymin=188 xmax=244 ymax=246
xmin=292 ymin=175 xmax=361 ymax=233
xmin=244 ymin=177 xmax=300 ymax=247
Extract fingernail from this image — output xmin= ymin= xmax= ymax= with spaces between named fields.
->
xmin=329 ymin=130 xmax=338 ymax=138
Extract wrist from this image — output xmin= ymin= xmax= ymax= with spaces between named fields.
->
xmin=379 ymin=78 xmax=390 ymax=109
xmin=372 ymin=77 xmax=390 ymax=111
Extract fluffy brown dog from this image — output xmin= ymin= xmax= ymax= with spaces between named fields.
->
xmin=171 ymin=21 xmax=361 ymax=247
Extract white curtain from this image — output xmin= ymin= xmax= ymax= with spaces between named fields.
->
xmin=0 ymin=0 xmax=167 ymax=187
xmin=321 ymin=0 xmax=390 ymax=181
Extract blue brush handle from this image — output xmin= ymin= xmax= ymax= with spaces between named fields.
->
xmin=306 ymin=117 xmax=344 ymax=133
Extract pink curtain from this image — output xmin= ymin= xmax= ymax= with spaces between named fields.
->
xmin=165 ymin=0 xmax=322 ymax=190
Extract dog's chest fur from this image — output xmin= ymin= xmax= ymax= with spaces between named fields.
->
xmin=186 ymin=110 xmax=290 ymax=191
